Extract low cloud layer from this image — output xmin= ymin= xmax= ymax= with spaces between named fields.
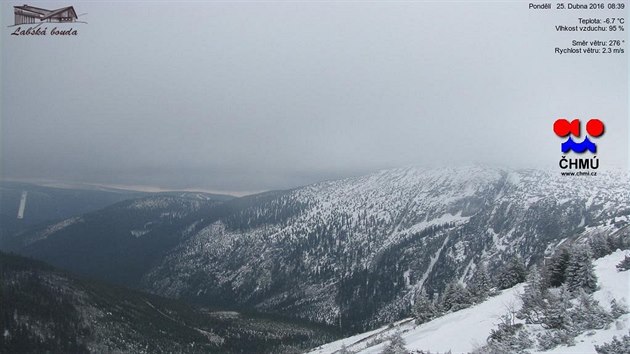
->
xmin=2 ymin=1 xmax=627 ymax=192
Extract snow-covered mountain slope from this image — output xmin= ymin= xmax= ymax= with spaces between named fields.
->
xmin=145 ymin=167 xmax=629 ymax=330
xmin=308 ymin=250 xmax=630 ymax=354
xmin=12 ymin=166 xmax=630 ymax=332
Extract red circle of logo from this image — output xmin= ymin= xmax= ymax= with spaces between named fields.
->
xmin=586 ymin=119 xmax=604 ymax=137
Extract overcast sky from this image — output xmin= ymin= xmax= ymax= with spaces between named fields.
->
xmin=1 ymin=1 xmax=627 ymax=194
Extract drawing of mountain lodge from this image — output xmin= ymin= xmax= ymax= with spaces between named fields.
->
xmin=13 ymin=4 xmax=77 ymax=25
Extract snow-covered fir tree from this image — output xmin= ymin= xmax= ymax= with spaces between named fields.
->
xmin=589 ymin=233 xmax=614 ymax=258
xmin=517 ymin=265 xmax=546 ymax=324
xmin=565 ymin=246 xmax=598 ymax=293
xmin=571 ymin=289 xmax=612 ymax=331
xmin=616 ymin=255 xmax=630 ymax=272
xmin=595 ymin=331 xmax=630 ymax=354
xmin=413 ymin=292 xmax=437 ymax=325
xmin=468 ymin=263 xmax=492 ymax=302
xmin=541 ymin=284 xmax=574 ymax=330
xmin=546 ymin=248 xmax=570 ymax=287
xmin=381 ymin=332 xmax=408 ymax=354
xmin=338 ymin=343 xmax=351 ymax=354
xmin=483 ymin=309 xmax=532 ymax=354
xmin=496 ymin=257 xmax=526 ymax=290
xmin=610 ymin=298 xmax=629 ymax=318
xmin=439 ymin=281 xmax=472 ymax=312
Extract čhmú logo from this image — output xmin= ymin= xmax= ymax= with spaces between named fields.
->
xmin=553 ymin=118 xmax=605 ymax=153
xmin=553 ymin=118 xmax=604 ymax=175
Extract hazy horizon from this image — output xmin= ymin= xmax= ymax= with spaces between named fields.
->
xmin=3 ymin=162 xmax=630 ymax=199
xmin=2 ymin=1 xmax=627 ymax=193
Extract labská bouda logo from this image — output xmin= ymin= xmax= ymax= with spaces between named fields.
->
xmin=553 ymin=118 xmax=604 ymax=174
xmin=9 ymin=4 xmax=85 ymax=36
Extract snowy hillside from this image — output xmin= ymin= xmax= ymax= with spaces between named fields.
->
xmin=308 ymin=250 xmax=630 ymax=354
xmin=11 ymin=166 xmax=630 ymax=332
xmin=146 ymin=167 xmax=629 ymax=329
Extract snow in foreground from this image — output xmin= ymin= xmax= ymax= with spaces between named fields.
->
xmin=308 ymin=250 xmax=630 ymax=354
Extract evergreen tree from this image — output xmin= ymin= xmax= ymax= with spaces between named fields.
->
xmin=616 ymin=255 xmax=630 ymax=272
xmin=517 ymin=266 xmax=547 ymax=324
xmin=572 ymin=289 xmax=612 ymax=331
xmin=546 ymin=247 xmax=570 ymax=287
xmin=589 ymin=234 xmax=613 ymax=258
xmin=339 ymin=343 xmax=351 ymax=354
xmin=440 ymin=281 xmax=472 ymax=312
xmin=595 ymin=331 xmax=630 ymax=354
xmin=536 ymin=328 xmax=575 ymax=350
xmin=610 ymin=299 xmax=629 ymax=319
xmin=486 ymin=310 xmax=532 ymax=354
xmin=469 ymin=263 xmax=492 ymax=301
xmin=381 ymin=332 xmax=408 ymax=354
xmin=606 ymin=234 xmax=623 ymax=254
xmin=565 ymin=246 xmax=597 ymax=293
xmin=413 ymin=291 xmax=438 ymax=325
xmin=541 ymin=285 xmax=574 ymax=330
xmin=497 ymin=257 xmax=527 ymax=290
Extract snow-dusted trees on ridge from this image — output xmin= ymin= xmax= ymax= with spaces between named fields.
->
xmin=489 ymin=279 xmax=617 ymax=352
xmin=496 ymin=257 xmax=527 ymax=290
xmin=478 ymin=242 xmax=627 ymax=352
xmin=545 ymin=245 xmax=598 ymax=294
xmin=411 ymin=261 xmax=499 ymax=325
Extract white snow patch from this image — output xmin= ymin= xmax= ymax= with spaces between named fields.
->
xmin=130 ymin=230 xmax=150 ymax=238
xmin=415 ymin=236 xmax=450 ymax=292
xmin=17 ymin=191 xmax=27 ymax=219
xmin=36 ymin=217 xmax=82 ymax=240
xmin=403 ymin=269 xmax=411 ymax=288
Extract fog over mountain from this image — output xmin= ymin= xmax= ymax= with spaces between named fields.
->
xmin=2 ymin=2 xmax=627 ymax=193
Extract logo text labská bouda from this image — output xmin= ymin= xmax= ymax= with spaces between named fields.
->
xmin=11 ymin=26 xmax=78 ymax=36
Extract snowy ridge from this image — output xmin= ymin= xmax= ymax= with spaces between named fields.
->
xmin=126 ymin=196 xmax=205 ymax=212
xmin=9 ymin=166 xmax=630 ymax=334
xmin=35 ymin=216 xmax=83 ymax=241
xmin=142 ymin=167 xmax=629 ymax=329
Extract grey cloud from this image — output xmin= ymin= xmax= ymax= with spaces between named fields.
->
xmin=1 ymin=1 xmax=627 ymax=193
